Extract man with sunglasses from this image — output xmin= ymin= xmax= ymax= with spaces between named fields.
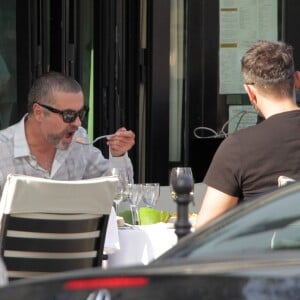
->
xmin=0 ymin=71 xmax=135 ymax=192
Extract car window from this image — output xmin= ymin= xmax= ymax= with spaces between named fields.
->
xmin=162 ymin=186 xmax=300 ymax=261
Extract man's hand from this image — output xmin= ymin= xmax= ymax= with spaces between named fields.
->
xmin=107 ymin=127 xmax=135 ymax=157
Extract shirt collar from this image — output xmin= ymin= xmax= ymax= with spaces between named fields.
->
xmin=14 ymin=114 xmax=31 ymax=158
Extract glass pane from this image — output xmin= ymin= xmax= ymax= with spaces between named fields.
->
xmin=179 ymin=190 xmax=300 ymax=260
xmin=169 ymin=0 xmax=184 ymax=162
xmin=78 ymin=0 xmax=94 ymax=138
xmin=0 ymin=1 xmax=16 ymax=129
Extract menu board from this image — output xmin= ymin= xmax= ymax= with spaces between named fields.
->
xmin=219 ymin=0 xmax=278 ymax=94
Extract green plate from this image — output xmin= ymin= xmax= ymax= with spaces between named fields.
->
xmin=119 ymin=208 xmax=171 ymax=225
xmin=138 ymin=207 xmax=171 ymax=225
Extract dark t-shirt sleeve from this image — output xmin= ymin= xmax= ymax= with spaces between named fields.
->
xmin=203 ymin=135 xmax=242 ymax=198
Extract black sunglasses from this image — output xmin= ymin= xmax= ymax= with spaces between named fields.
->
xmin=34 ymin=102 xmax=89 ymax=123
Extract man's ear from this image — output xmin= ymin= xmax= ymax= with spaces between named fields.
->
xmin=243 ymin=84 xmax=256 ymax=103
xmin=32 ymin=102 xmax=44 ymax=122
xmin=294 ymin=71 xmax=300 ymax=90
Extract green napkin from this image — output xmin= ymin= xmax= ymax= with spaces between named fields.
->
xmin=119 ymin=208 xmax=171 ymax=225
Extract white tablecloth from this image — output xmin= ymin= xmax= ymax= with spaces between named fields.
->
xmin=104 ymin=207 xmax=121 ymax=254
xmin=107 ymin=223 xmax=177 ymax=268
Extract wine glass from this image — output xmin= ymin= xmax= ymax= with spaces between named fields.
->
xmin=127 ymin=184 xmax=143 ymax=225
xmin=111 ymin=167 xmax=130 ymax=215
xmin=169 ymin=167 xmax=194 ymax=201
xmin=142 ymin=183 xmax=160 ymax=208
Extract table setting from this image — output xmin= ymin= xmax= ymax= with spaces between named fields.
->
xmin=104 ymin=166 xmax=197 ymax=268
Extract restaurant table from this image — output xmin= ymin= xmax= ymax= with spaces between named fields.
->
xmin=106 ymin=222 xmax=178 ymax=268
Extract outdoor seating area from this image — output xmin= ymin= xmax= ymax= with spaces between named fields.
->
xmin=0 ymin=170 xmax=204 ymax=280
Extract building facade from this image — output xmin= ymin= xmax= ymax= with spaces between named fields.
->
xmin=1 ymin=0 xmax=300 ymax=185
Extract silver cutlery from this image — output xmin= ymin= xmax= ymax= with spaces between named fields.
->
xmin=76 ymin=134 xmax=113 ymax=145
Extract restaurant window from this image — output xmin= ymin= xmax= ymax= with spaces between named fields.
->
xmin=187 ymin=1 xmax=284 ymax=182
xmin=77 ymin=0 xmax=94 ymax=138
xmin=169 ymin=0 xmax=185 ymax=162
xmin=167 ymin=1 xmax=278 ymax=167
xmin=0 ymin=1 xmax=16 ymax=129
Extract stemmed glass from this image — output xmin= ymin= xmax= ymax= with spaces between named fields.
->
xmin=111 ymin=167 xmax=131 ymax=215
xmin=169 ymin=167 xmax=194 ymax=201
xmin=127 ymin=184 xmax=143 ymax=225
xmin=142 ymin=183 xmax=160 ymax=208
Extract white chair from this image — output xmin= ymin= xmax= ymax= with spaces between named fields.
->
xmin=0 ymin=174 xmax=118 ymax=281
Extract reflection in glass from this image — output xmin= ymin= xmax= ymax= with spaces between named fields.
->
xmin=0 ymin=1 xmax=16 ymax=129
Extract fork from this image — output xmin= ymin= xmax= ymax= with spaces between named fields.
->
xmin=75 ymin=134 xmax=113 ymax=145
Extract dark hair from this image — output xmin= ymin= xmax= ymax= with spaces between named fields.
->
xmin=27 ymin=71 xmax=83 ymax=113
xmin=241 ymin=40 xmax=295 ymax=98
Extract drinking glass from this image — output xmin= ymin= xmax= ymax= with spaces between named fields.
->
xmin=111 ymin=167 xmax=130 ymax=215
xmin=142 ymin=183 xmax=160 ymax=208
xmin=127 ymin=184 xmax=143 ymax=225
xmin=169 ymin=167 xmax=194 ymax=201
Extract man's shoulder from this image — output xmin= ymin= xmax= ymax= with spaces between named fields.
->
xmin=229 ymin=122 xmax=260 ymax=136
xmin=0 ymin=123 xmax=19 ymax=143
xmin=224 ymin=122 xmax=264 ymax=145
xmin=0 ymin=116 xmax=27 ymax=145
xmin=214 ymin=124 xmax=261 ymax=159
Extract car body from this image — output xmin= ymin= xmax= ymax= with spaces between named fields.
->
xmin=1 ymin=257 xmax=300 ymax=300
xmin=1 ymin=181 xmax=300 ymax=299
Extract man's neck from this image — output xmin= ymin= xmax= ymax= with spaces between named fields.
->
xmin=25 ymin=116 xmax=56 ymax=171
xmin=259 ymin=95 xmax=300 ymax=119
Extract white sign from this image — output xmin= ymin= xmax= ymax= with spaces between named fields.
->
xmin=228 ymin=105 xmax=257 ymax=133
xmin=219 ymin=0 xmax=278 ymax=94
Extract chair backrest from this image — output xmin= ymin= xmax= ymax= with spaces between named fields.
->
xmin=0 ymin=174 xmax=118 ymax=281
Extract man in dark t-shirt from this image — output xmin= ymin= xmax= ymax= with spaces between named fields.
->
xmin=196 ymin=40 xmax=300 ymax=229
